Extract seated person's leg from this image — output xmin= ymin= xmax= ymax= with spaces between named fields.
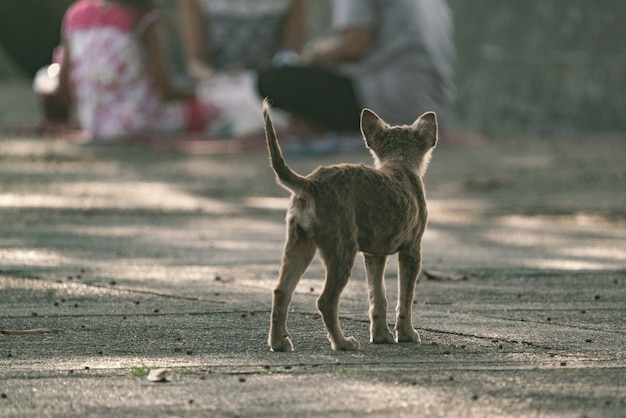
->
xmin=258 ymin=66 xmax=362 ymax=133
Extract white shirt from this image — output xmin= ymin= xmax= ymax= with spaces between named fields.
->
xmin=333 ymin=0 xmax=455 ymax=125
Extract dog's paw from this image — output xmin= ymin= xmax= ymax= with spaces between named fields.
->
xmin=371 ymin=328 xmax=396 ymax=344
xmin=397 ymin=328 xmax=421 ymax=343
xmin=332 ymin=336 xmax=360 ymax=351
xmin=269 ymin=335 xmax=294 ymax=352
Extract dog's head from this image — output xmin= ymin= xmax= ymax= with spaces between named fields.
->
xmin=360 ymin=109 xmax=438 ymax=177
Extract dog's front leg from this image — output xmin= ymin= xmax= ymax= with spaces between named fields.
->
xmin=396 ymin=247 xmax=422 ymax=343
xmin=364 ymin=254 xmax=395 ymax=343
xmin=269 ymin=222 xmax=315 ymax=352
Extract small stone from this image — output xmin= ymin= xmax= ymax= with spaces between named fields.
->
xmin=146 ymin=368 xmax=179 ymax=382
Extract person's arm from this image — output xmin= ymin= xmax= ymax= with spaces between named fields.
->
xmin=304 ymin=26 xmax=372 ymax=67
xmin=39 ymin=40 xmax=72 ymax=123
xmin=179 ymin=0 xmax=214 ymax=79
xmin=282 ymin=0 xmax=308 ymax=53
xmin=55 ymin=40 xmax=72 ymax=107
xmin=142 ymin=16 xmax=194 ymax=100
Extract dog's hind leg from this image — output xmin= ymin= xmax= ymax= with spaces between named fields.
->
xmin=395 ymin=245 xmax=422 ymax=343
xmin=317 ymin=244 xmax=360 ymax=350
xmin=269 ymin=220 xmax=315 ymax=352
xmin=364 ymin=254 xmax=395 ymax=343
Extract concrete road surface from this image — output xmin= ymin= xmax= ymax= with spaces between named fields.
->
xmin=1 ymin=79 xmax=625 ymax=417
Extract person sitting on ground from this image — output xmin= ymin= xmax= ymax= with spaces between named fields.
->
xmin=43 ymin=0 xmax=217 ymax=141
xmin=179 ymin=0 xmax=308 ymax=79
xmin=176 ymin=0 xmax=308 ymax=138
xmin=257 ymin=0 xmax=455 ymax=153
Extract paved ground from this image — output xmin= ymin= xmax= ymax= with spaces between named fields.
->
xmin=1 ymin=78 xmax=625 ymax=417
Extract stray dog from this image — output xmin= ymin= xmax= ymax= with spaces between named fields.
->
xmin=263 ymin=100 xmax=438 ymax=351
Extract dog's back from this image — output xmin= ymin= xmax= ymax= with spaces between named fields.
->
xmin=263 ymin=99 xmax=437 ymax=256
xmin=264 ymin=100 xmax=438 ymax=351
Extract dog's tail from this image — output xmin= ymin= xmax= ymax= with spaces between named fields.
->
xmin=263 ymin=99 xmax=308 ymax=193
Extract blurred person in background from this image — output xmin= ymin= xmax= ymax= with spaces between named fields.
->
xmin=257 ymin=0 xmax=455 ymax=154
xmin=40 ymin=0 xmax=217 ymax=140
xmin=179 ymin=0 xmax=308 ymax=79
xmin=177 ymin=0 xmax=308 ymax=138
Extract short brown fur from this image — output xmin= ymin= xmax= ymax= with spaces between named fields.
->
xmin=263 ymin=99 xmax=438 ymax=351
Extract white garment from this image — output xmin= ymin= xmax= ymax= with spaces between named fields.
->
xmin=333 ymin=0 xmax=455 ymax=125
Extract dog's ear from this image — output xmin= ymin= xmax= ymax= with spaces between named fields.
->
xmin=360 ymin=108 xmax=387 ymax=148
xmin=412 ymin=111 xmax=438 ymax=148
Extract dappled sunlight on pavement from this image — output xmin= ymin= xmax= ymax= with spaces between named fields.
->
xmin=425 ymin=209 xmax=626 ymax=271
xmin=1 ymin=84 xmax=625 ymax=417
